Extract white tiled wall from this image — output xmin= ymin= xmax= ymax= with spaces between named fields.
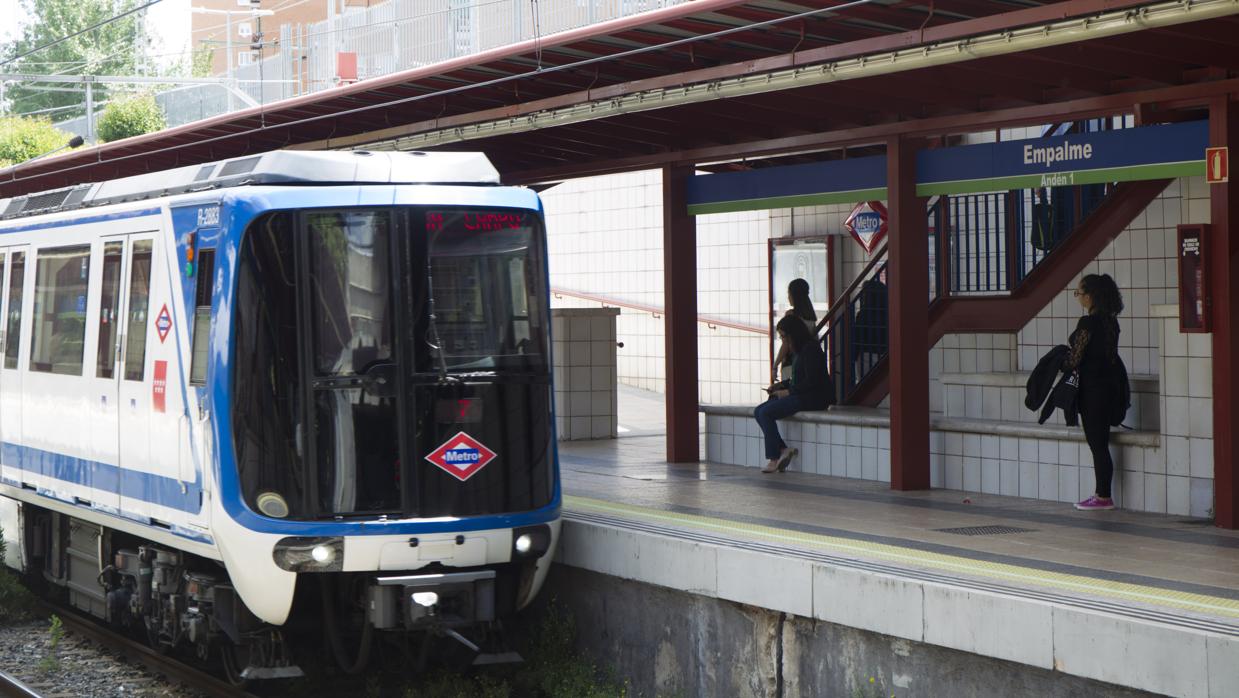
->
xmin=552 ymin=308 xmax=619 ymax=440
xmin=543 ymin=170 xmax=855 ymax=404
xmin=1015 ymin=177 xmax=1209 ymax=376
xmin=1154 ymin=305 xmax=1214 ymax=517
xmin=540 ymin=154 xmax=1215 ymax=515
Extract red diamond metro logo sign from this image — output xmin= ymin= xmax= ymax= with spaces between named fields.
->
xmin=425 ymin=432 xmax=497 ymax=482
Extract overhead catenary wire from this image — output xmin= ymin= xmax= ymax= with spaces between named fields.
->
xmin=4 ymin=0 xmax=886 ymax=182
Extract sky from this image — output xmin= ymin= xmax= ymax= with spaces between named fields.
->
xmin=1 ymin=0 xmax=192 ymax=71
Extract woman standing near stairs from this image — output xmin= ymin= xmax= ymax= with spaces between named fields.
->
xmin=1068 ymin=273 xmax=1125 ymax=511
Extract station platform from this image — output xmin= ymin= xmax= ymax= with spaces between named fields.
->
xmin=554 ymin=387 xmax=1239 ymax=697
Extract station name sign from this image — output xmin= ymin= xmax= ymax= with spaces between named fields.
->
xmin=1023 ymin=140 xmax=1093 ymax=169
xmin=917 ymin=120 xmax=1208 ymax=196
xmin=686 ymin=121 xmax=1209 ymax=215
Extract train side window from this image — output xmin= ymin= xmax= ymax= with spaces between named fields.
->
xmin=189 ymin=248 xmax=215 ymax=385
xmin=96 ymin=242 xmax=124 ymax=378
xmin=4 ymin=251 xmax=24 ymax=370
xmin=29 ymin=245 xmax=91 ymax=375
xmin=123 ymin=240 xmax=153 ymax=381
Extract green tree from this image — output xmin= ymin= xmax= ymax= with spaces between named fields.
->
xmin=96 ymin=92 xmax=164 ymax=142
xmin=191 ymin=42 xmax=214 ymax=78
xmin=0 ymin=116 xmax=77 ymax=167
xmin=1 ymin=0 xmax=148 ymax=120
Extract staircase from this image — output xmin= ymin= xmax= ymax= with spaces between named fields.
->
xmin=819 ymin=170 xmax=1171 ymax=407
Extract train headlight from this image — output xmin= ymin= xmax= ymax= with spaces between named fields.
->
xmin=514 ymin=534 xmax=533 ymax=554
xmin=511 ymin=525 xmax=551 ymax=559
xmin=273 ymin=537 xmax=344 ymax=572
xmin=311 ymin=545 xmax=335 ymax=564
xmin=256 ymin=491 xmax=290 ymax=518
xmin=411 ymin=592 xmax=439 ymax=607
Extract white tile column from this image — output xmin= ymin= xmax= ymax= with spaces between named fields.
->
xmin=552 ymin=307 xmax=620 ymax=440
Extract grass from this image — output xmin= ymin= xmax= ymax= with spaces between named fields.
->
xmin=37 ymin=614 xmax=64 ymax=674
xmin=0 ymin=528 xmax=36 ymax=626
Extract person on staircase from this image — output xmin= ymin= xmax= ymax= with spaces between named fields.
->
xmin=772 ymin=278 xmax=819 ymax=383
xmin=851 ymin=275 xmax=889 ymax=383
xmin=756 ymin=315 xmax=833 ymax=473
xmin=1067 ymin=273 xmax=1125 ymax=511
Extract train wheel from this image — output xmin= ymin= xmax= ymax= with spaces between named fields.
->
xmin=143 ymin=619 xmax=169 ymax=655
xmin=219 ymin=643 xmax=250 ymax=687
xmin=320 ymin=577 xmax=373 ymax=674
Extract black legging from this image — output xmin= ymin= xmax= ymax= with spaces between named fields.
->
xmin=1078 ymin=388 xmax=1114 ymax=499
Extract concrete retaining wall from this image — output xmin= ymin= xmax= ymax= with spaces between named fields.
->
xmin=540 ymin=565 xmax=1158 ymax=698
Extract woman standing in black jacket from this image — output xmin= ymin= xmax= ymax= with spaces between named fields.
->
xmin=755 ymin=315 xmax=834 ymax=473
xmin=1067 ymin=273 xmax=1124 ymax=511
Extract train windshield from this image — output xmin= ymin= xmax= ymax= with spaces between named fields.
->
xmin=232 ymin=206 xmax=554 ymax=521
xmin=423 ymin=210 xmax=546 ymax=373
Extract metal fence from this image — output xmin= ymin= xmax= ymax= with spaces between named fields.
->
xmin=54 ymin=83 xmax=233 ymax=138
xmin=239 ymin=0 xmax=686 ymax=104
xmin=54 ymin=0 xmax=687 ymax=130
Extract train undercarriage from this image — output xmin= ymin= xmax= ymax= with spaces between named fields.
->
xmin=17 ymin=504 xmax=530 ymax=683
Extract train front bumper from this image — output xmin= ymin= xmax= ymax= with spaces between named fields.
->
xmin=369 ymin=569 xmax=499 ymax=630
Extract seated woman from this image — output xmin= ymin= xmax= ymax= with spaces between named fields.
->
xmin=755 ymin=315 xmax=834 ymax=473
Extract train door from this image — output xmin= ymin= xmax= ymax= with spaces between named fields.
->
xmin=89 ymin=237 xmax=127 ymax=512
xmin=116 ymin=237 xmax=155 ymax=517
xmin=0 ymin=246 xmax=27 ymax=488
xmin=299 ymin=210 xmax=403 ymax=516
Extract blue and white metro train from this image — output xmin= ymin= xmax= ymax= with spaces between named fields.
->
xmin=0 ymin=150 xmax=561 ymax=678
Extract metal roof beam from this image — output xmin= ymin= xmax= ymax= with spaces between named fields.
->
xmin=354 ymin=0 xmax=1237 ymax=155
xmin=299 ymin=0 xmax=1217 ymax=154
xmin=503 ymin=78 xmax=1239 ymax=183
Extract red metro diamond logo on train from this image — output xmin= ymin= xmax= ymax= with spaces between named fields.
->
xmin=156 ymin=304 xmax=172 ymax=343
xmin=424 ymin=432 xmax=497 ymax=482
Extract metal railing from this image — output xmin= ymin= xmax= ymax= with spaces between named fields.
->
xmin=551 ymin=287 xmax=767 ymax=334
xmin=240 ymin=0 xmax=688 ymax=102
xmin=821 ymin=120 xmax=1126 ymax=405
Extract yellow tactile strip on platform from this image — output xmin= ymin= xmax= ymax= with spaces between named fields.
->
xmin=564 ymin=495 xmax=1239 ymax=621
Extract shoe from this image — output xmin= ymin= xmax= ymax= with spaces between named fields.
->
xmin=775 ymin=448 xmax=798 ymax=472
xmin=761 ymin=459 xmax=780 ymax=474
xmin=1074 ymin=495 xmax=1115 ymax=511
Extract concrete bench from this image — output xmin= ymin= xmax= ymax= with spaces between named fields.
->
xmin=699 ymin=403 xmax=1186 ymax=514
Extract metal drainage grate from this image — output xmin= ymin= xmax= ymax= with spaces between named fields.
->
xmin=934 ymin=525 xmax=1036 ymax=536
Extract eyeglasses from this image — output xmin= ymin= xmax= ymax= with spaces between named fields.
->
xmin=1072 ymin=289 xmax=1084 ymax=297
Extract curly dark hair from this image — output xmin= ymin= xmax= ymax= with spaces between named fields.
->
xmin=1080 ymin=273 xmax=1124 ymax=316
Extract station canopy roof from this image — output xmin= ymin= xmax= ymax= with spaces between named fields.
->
xmin=3 ymin=0 xmax=1238 ymax=196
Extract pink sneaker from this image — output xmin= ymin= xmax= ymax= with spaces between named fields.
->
xmin=1074 ymin=495 xmax=1115 ymax=511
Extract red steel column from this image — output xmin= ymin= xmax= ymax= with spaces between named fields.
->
xmin=663 ymin=164 xmax=700 ymax=462
xmin=1210 ymin=98 xmax=1239 ymax=528
xmin=887 ymin=136 xmax=931 ymax=490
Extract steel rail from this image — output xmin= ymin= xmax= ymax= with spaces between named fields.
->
xmin=0 ymin=669 xmax=42 ymax=698
xmin=32 ymin=600 xmax=258 ymax=698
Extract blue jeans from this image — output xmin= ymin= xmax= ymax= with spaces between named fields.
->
xmin=754 ymin=394 xmax=811 ymax=460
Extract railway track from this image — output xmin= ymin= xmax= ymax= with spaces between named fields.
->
xmin=0 ymin=668 xmax=40 ymax=698
xmin=26 ymin=600 xmax=259 ymax=698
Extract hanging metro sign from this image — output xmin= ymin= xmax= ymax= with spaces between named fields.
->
xmin=844 ymin=201 xmax=888 ymax=253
